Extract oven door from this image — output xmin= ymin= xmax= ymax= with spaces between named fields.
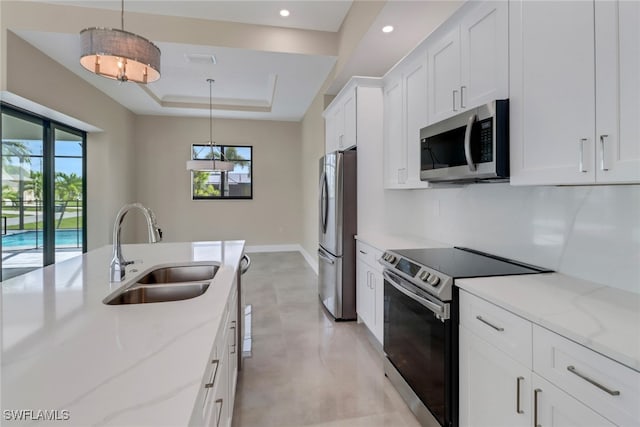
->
xmin=383 ymin=269 xmax=453 ymax=427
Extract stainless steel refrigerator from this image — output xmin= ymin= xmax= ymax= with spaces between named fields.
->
xmin=318 ymin=150 xmax=357 ymax=320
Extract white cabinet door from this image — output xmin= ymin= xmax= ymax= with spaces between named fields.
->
xmin=510 ymin=0 xmax=596 ymax=185
xmin=371 ymin=270 xmax=383 ymax=344
xmin=595 ymin=0 xmax=640 ymax=184
xmin=226 ymin=289 xmax=238 ymax=423
xmin=383 ymin=76 xmax=406 ymax=187
xmin=325 ymin=106 xmax=339 ymax=154
xmin=342 ymin=89 xmax=357 ymax=150
xmin=427 ymin=26 xmax=461 ymax=124
xmin=459 ymin=326 xmax=531 ymax=427
xmin=356 ymin=258 xmax=375 ymax=329
xmin=404 ymin=53 xmax=430 ymax=187
xmin=532 ymin=374 xmax=616 ymax=427
xmin=460 ymin=1 xmax=508 ymax=109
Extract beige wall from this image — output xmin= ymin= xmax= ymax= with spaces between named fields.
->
xmin=133 ymin=116 xmax=302 ymax=246
xmin=4 ymin=32 xmax=137 ymax=249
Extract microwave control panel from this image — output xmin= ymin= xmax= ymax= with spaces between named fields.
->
xmin=478 ymin=118 xmax=493 ymax=163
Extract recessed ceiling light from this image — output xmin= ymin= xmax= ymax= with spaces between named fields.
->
xmin=280 ymin=9 xmax=290 ymax=17
xmin=382 ymin=25 xmax=394 ymax=33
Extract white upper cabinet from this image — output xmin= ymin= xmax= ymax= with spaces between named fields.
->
xmin=460 ymin=1 xmax=509 ymax=110
xmin=324 ymin=86 xmax=356 ymax=154
xmin=595 ymin=0 xmax=640 ymax=184
xmin=427 ymin=26 xmax=461 ymax=125
xmin=510 ymin=0 xmax=640 ymax=185
xmin=427 ymin=1 xmax=508 ymax=125
xmin=383 ymin=71 xmax=407 ymax=188
xmin=383 ymin=49 xmax=430 ymax=189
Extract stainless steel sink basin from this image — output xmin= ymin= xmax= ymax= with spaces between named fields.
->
xmin=103 ymin=263 xmax=219 ymax=305
xmin=105 ymin=283 xmax=210 ymax=305
xmin=135 ymin=265 xmax=218 ymax=285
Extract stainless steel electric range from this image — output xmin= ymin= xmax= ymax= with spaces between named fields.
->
xmin=379 ymin=247 xmax=551 ymax=427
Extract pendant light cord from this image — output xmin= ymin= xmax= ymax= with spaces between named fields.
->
xmin=208 ymin=79 xmax=216 ymax=162
xmin=121 ymin=0 xmax=125 ymax=30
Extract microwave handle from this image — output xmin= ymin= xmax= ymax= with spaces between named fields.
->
xmin=464 ymin=113 xmax=477 ymax=172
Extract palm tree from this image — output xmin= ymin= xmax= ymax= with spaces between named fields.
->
xmin=54 ymin=172 xmax=82 ymax=228
xmin=1 ymin=140 xmax=31 ymax=168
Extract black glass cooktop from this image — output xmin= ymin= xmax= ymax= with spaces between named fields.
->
xmin=392 ymin=247 xmax=551 ymax=279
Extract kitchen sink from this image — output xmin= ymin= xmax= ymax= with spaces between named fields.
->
xmin=103 ymin=263 xmax=219 ymax=305
xmin=105 ymin=283 xmax=210 ymax=305
xmin=135 ymin=265 xmax=218 ymax=284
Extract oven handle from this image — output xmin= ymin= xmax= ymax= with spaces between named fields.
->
xmin=464 ymin=113 xmax=477 ymax=172
xmin=383 ymin=269 xmax=449 ymax=320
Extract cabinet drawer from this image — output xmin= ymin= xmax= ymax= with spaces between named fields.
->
xmin=459 ymin=290 xmax=532 ymax=367
xmin=356 ymin=241 xmax=383 ymax=272
xmin=533 ymin=325 xmax=640 ymax=426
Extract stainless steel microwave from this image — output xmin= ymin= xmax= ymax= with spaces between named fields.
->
xmin=420 ymin=100 xmax=509 ymax=182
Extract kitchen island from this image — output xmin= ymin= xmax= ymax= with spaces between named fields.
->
xmin=1 ymin=240 xmax=245 ymax=426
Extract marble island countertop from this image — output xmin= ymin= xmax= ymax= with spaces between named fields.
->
xmin=456 ymin=273 xmax=640 ymax=372
xmin=1 ymin=240 xmax=245 ymax=426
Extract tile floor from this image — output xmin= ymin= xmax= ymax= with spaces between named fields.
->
xmin=232 ymin=252 xmax=420 ymax=427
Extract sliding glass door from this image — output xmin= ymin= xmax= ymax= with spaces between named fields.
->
xmin=1 ymin=105 xmax=86 ymax=281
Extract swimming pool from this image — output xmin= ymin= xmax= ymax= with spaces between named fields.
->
xmin=2 ymin=229 xmax=82 ymax=248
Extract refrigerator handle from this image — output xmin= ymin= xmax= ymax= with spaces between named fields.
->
xmin=318 ymin=248 xmax=335 ymax=265
xmin=320 ymin=172 xmax=329 ymax=234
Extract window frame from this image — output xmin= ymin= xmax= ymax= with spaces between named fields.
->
xmin=190 ymin=144 xmax=253 ymax=201
xmin=0 ymin=102 xmax=87 ymax=269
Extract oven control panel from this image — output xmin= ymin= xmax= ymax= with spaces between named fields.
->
xmin=380 ymin=251 xmax=453 ymax=301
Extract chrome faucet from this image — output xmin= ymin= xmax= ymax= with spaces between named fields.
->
xmin=110 ymin=203 xmax=163 ymax=282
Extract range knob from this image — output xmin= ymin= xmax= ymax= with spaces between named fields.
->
xmin=387 ymin=254 xmax=397 ymax=263
xmin=419 ymin=271 xmax=430 ymax=282
xmin=427 ymin=274 xmax=441 ymax=286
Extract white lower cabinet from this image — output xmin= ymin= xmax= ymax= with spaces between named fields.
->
xmin=459 ymin=326 xmax=531 ymax=427
xmin=532 ymin=374 xmax=616 ymax=427
xmin=355 ymin=241 xmax=384 ymax=344
xmin=459 ymin=290 xmax=637 ymax=427
xmin=193 ymin=277 xmax=239 ymax=427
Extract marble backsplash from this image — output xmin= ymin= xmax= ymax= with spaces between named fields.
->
xmin=380 ymin=184 xmax=640 ymax=294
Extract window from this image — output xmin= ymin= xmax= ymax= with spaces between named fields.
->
xmin=191 ymin=145 xmax=252 ymax=200
xmin=1 ymin=104 xmax=87 ymax=281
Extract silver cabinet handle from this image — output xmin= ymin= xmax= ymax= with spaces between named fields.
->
xmin=359 ymin=250 xmax=367 ymax=255
xmin=204 ymin=359 xmax=220 ymax=388
xmin=215 ymin=398 xmax=223 ymax=427
xmin=230 ymin=321 xmax=237 ymax=354
xmin=453 ymin=90 xmax=459 ymax=111
xmin=534 ymin=388 xmax=542 ymax=427
xmin=464 ymin=113 xmax=477 ymax=172
xmin=460 ymin=86 xmax=467 ymax=108
xmin=516 ymin=376 xmax=524 ymax=414
xmin=567 ymin=365 xmax=620 ymax=396
xmin=476 ymin=315 xmax=504 ymax=331
xmin=579 ymin=138 xmax=588 ymax=173
xmin=600 ymin=135 xmax=609 ymax=171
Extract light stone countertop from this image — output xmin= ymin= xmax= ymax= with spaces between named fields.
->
xmin=456 ymin=273 xmax=640 ymax=372
xmin=1 ymin=240 xmax=245 ymax=426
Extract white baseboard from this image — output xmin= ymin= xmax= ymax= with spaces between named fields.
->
xmin=298 ymin=246 xmax=318 ymax=275
xmin=244 ymin=244 xmax=300 ymax=253
xmin=243 ymin=244 xmax=318 ymax=275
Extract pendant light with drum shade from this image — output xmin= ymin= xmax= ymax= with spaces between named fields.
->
xmin=186 ymin=79 xmax=234 ymax=172
xmin=79 ymin=0 xmax=160 ymax=83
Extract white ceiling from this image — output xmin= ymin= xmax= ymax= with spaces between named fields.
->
xmin=11 ymin=0 xmax=350 ymax=121
xmin=34 ymin=0 xmax=353 ymax=32
xmin=9 ymin=1 xmax=462 ymax=122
